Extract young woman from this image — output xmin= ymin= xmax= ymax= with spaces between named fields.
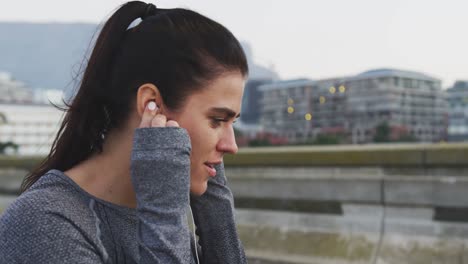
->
xmin=0 ymin=1 xmax=248 ymax=263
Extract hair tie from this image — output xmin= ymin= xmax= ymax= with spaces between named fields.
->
xmin=142 ymin=3 xmax=157 ymax=19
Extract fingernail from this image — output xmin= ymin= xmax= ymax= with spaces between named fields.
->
xmin=147 ymin=101 xmax=157 ymax=111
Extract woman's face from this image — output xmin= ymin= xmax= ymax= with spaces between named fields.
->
xmin=167 ymin=72 xmax=245 ymax=195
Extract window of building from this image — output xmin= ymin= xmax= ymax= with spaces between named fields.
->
xmin=403 ymin=78 xmax=412 ymax=88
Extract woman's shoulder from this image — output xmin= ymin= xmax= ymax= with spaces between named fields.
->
xmin=0 ymin=169 xmax=97 ymax=232
xmin=0 ymin=170 xmax=109 ymax=263
xmin=10 ymin=170 xmax=92 ymax=211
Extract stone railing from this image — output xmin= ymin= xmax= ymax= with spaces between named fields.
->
xmin=224 ymin=143 xmax=468 ymax=264
xmin=2 ymin=143 xmax=468 ymax=263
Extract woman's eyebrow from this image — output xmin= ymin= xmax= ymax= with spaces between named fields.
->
xmin=207 ymin=107 xmax=241 ymax=119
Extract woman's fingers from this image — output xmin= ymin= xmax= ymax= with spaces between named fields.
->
xmin=139 ymin=101 xmax=158 ymax=128
xmin=139 ymin=101 xmax=179 ymax=128
xmin=166 ymin=120 xmax=179 ymax=127
xmin=151 ymin=114 xmax=167 ymax=127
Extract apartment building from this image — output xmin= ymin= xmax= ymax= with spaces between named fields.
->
xmin=259 ymin=69 xmax=447 ymax=143
xmin=447 ymin=81 xmax=468 ymax=141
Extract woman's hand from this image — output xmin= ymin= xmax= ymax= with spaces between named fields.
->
xmin=132 ymin=100 xmax=193 ymax=263
xmin=139 ymin=101 xmax=180 ymax=128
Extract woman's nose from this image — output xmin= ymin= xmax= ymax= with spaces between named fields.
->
xmin=217 ymin=126 xmax=238 ymax=154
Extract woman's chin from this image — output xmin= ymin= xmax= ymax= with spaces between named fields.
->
xmin=190 ymin=180 xmax=208 ymax=197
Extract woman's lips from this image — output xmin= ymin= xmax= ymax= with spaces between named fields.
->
xmin=204 ymin=163 xmax=217 ymax=177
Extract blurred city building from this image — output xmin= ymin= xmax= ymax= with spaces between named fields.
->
xmin=235 ymin=42 xmax=279 ymax=143
xmin=346 ymin=69 xmax=447 ymax=143
xmin=259 ymin=78 xmax=316 ymax=143
xmin=447 ymin=80 xmax=468 ymax=141
xmin=239 ymin=42 xmax=279 ymax=126
xmin=0 ymin=72 xmax=34 ymax=103
xmin=240 ymin=79 xmax=273 ymax=125
xmin=259 ymin=68 xmax=448 ymax=144
xmin=0 ymin=71 xmax=63 ymax=155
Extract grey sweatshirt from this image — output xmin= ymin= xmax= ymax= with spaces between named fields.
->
xmin=0 ymin=127 xmax=247 ymax=263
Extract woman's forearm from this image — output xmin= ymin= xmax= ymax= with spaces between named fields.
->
xmin=131 ymin=127 xmax=195 ymax=263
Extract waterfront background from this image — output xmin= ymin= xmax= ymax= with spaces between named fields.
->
xmin=1 ymin=0 xmax=467 ymax=263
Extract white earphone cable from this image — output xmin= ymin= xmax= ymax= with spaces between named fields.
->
xmin=188 ymin=206 xmax=200 ymax=264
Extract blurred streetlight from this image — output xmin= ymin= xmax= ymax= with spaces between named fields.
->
xmin=339 ymin=85 xmax=346 ymax=93
xmin=319 ymin=96 xmax=326 ymax=104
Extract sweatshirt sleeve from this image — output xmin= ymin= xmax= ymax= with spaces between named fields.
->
xmin=190 ymin=162 xmax=247 ymax=264
xmin=131 ymin=127 xmax=195 ymax=264
xmin=0 ymin=202 xmax=105 ymax=264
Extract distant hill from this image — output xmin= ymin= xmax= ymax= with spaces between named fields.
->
xmin=0 ymin=22 xmax=278 ymax=93
xmin=0 ymin=22 xmax=99 ymax=92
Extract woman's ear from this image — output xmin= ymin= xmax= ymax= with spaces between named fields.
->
xmin=136 ymin=83 xmax=165 ymax=117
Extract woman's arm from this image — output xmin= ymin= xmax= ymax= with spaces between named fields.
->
xmin=131 ymin=127 xmax=195 ymax=263
xmin=190 ymin=162 xmax=247 ymax=264
xmin=0 ymin=202 xmax=105 ymax=263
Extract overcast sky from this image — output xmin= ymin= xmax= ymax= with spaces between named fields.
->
xmin=0 ymin=0 xmax=467 ymax=88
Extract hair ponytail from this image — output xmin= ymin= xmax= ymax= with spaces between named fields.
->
xmin=20 ymin=1 xmax=155 ymax=192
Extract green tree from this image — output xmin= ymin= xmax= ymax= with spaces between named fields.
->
xmin=248 ymin=138 xmax=272 ymax=147
xmin=313 ymin=134 xmax=341 ymax=145
xmin=0 ymin=112 xmax=18 ymax=154
xmin=373 ymin=122 xmax=391 ymax=143
xmin=0 ymin=141 xmax=19 ymax=154
xmin=299 ymin=134 xmax=342 ymax=145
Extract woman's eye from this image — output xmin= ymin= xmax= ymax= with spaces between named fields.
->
xmin=210 ymin=118 xmax=224 ymax=127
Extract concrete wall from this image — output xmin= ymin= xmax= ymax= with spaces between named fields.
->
xmin=224 ymin=143 xmax=468 ymax=263
xmin=2 ymin=143 xmax=468 ymax=263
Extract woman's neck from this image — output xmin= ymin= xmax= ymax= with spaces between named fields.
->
xmin=64 ymin=127 xmax=137 ymax=208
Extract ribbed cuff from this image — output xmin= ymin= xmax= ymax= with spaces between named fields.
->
xmin=133 ymin=127 xmax=191 ymax=151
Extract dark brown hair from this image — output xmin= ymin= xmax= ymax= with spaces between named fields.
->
xmin=21 ymin=1 xmax=248 ymax=192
